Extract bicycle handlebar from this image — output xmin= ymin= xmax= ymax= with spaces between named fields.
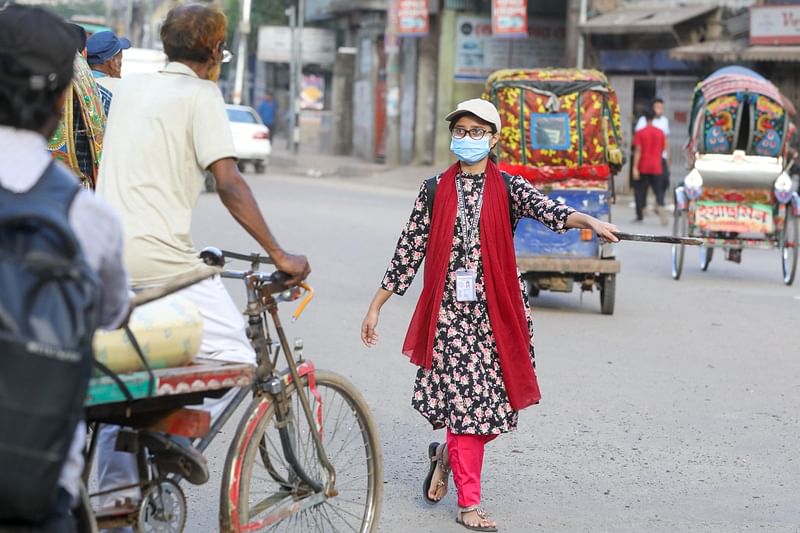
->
xmin=203 ymin=247 xmax=313 ymax=321
xmin=221 ymin=249 xmax=274 ymax=265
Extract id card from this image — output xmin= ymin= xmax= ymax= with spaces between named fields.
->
xmin=455 ymin=269 xmax=477 ymax=302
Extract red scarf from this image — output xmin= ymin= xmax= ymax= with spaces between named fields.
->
xmin=402 ymin=160 xmax=541 ymax=411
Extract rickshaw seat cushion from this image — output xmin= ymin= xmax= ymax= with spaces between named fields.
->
xmin=93 ymin=294 xmax=203 ymax=375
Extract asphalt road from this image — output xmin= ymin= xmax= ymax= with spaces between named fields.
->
xmin=180 ymin=170 xmax=800 ymax=533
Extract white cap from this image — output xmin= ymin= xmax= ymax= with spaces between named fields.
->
xmin=444 ymin=98 xmax=501 ymax=133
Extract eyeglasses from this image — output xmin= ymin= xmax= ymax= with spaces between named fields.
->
xmin=451 ymin=126 xmax=491 ymax=140
xmin=216 ymin=41 xmax=233 ymax=63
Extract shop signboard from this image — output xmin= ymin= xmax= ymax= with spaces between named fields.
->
xmin=492 ymin=0 xmax=527 ymax=38
xmin=397 ymin=0 xmax=429 ymax=36
xmin=750 ymin=5 xmax=800 ymax=45
xmin=454 ymin=15 xmax=565 ymax=82
xmin=257 ymin=26 xmax=337 ymax=65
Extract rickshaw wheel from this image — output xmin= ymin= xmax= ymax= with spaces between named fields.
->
xmin=780 ymin=206 xmax=798 ymax=285
xmin=600 ymin=274 xmax=616 ymax=315
xmin=671 ymin=209 xmax=687 ymax=280
xmin=136 ymin=479 xmax=186 ymax=533
xmin=700 ymin=245 xmax=713 ymax=272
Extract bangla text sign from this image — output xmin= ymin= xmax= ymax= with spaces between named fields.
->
xmin=750 ymin=5 xmax=800 ymax=45
xmin=695 ymin=202 xmax=774 ymax=234
xmin=397 ymin=0 xmax=429 ymax=36
xmin=492 ymin=0 xmax=527 ymax=38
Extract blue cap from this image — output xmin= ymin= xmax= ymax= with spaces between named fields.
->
xmin=86 ymin=31 xmax=131 ymax=64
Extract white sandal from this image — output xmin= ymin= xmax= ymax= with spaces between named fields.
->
xmin=456 ymin=505 xmax=498 ymax=532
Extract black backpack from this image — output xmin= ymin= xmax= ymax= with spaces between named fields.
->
xmin=0 ymin=163 xmax=100 ymax=521
xmin=424 ymin=171 xmax=517 ymax=231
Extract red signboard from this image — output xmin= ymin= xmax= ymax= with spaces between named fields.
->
xmin=397 ymin=0 xmax=429 ymax=36
xmin=750 ymin=5 xmax=800 ymax=45
xmin=492 ymin=0 xmax=527 ymax=38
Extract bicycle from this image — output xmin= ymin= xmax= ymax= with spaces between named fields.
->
xmin=81 ymin=247 xmax=382 ymax=532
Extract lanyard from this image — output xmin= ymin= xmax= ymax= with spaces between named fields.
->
xmin=455 ymin=175 xmax=485 ymax=266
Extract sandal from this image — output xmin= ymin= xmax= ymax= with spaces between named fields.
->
xmin=421 ymin=441 xmax=450 ymax=504
xmin=456 ymin=506 xmax=498 ymax=532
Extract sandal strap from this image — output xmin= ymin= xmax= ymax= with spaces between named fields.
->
xmin=459 ymin=505 xmax=479 ymax=515
xmin=438 ymin=443 xmax=451 ymax=473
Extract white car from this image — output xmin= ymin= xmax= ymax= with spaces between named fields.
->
xmin=225 ymin=104 xmax=271 ymax=174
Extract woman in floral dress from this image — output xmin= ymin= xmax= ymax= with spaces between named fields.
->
xmin=361 ymin=99 xmax=618 ymax=531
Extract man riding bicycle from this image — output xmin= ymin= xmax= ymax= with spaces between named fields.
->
xmin=95 ymin=2 xmax=310 ymax=516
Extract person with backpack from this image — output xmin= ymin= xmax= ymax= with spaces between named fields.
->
xmin=360 ymin=99 xmax=618 ymax=532
xmin=0 ymin=5 xmax=130 ymax=530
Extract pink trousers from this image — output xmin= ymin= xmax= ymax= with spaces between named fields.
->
xmin=446 ymin=429 xmax=498 ymax=508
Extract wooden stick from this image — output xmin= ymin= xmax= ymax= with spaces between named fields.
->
xmin=131 ymin=267 xmax=222 ymax=308
xmin=613 ymin=232 xmax=704 ymax=246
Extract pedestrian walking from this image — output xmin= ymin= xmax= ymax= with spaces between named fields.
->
xmin=360 ymin=99 xmax=618 ymax=531
xmin=632 ymin=109 xmax=668 ymax=224
xmin=635 ymin=97 xmax=671 ymax=215
xmin=257 ymin=92 xmax=277 ymax=132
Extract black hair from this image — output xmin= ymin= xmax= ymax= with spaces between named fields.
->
xmin=0 ymin=54 xmax=69 ymax=131
xmin=653 ymin=97 xmax=664 ymax=105
xmin=643 ymin=109 xmax=656 ymax=121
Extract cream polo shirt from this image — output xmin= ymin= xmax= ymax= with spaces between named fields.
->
xmin=97 ymin=62 xmax=236 ymax=286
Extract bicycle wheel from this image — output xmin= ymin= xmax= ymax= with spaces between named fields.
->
xmin=220 ymin=370 xmax=382 ymax=532
xmin=780 ymin=206 xmax=798 ymax=285
xmin=671 ymin=208 xmax=687 ymax=280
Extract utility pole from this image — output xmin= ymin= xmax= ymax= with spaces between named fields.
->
xmin=384 ymin=0 xmax=401 ymax=166
xmin=576 ymin=0 xmax=588 ymax=69
xmin=293 ymin=0 xmax=304 ymax=155
xmin=233 ymin=0 xmax=252 ymax=105
xmin=286 ymin=5 xmax=298 ymax=153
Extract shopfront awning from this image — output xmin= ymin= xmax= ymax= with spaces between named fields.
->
xmin=580 ymin=6 xmax=717 ymax=35
xmin=670 ymin=42 xmax=800 ymax=63
xmin=669 ymin=40 xmax=747 ymax=62
xmin=741 ymin=46 xmax=800 ymax=62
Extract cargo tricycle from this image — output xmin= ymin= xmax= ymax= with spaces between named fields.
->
xmin=672 ymin=66 xmax=798 ymax=285
xmin=484 ymin=69 xmax=625 ymax=314
xmin=77 ymin=252 xmax=382 ymax=532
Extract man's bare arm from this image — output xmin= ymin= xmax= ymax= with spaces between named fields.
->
xmin=209 ymin=158 xmax=310 ymax=281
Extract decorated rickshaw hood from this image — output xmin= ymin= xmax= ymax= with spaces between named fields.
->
xmin=693 ymin=66 xmax=796 ymax=117
xmin=483 ymin=68 xmax=624 ymax=184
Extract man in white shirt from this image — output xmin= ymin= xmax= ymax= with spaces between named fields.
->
xmin=0 ymin=5 xmax=130 ymax=530
xmin=635 ymin=98 xmax=671 ymax=208
xmin=95 ymin=3 xmax=310 ymax=517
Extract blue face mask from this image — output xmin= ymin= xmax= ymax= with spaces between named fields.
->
xmin=450 ymin=136 xmax=490 ymax=165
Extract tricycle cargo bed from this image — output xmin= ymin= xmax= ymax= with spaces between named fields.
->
xmin=517 ymin=256 xmax=620 ymax=274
